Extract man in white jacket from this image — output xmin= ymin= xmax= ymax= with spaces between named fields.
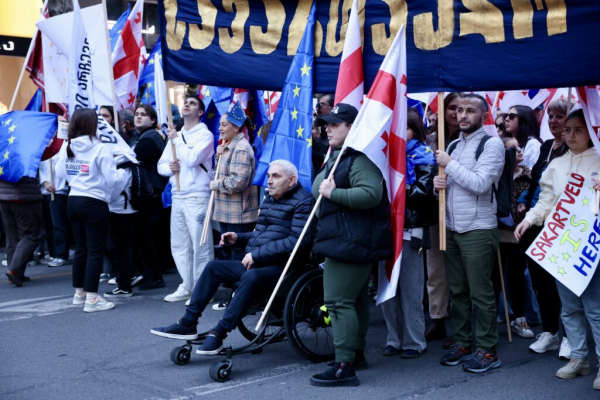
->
xmin=433 ymin=94 xmax=505 ymax=373
xmin=158 ymin=95 xmax=215 ymax=302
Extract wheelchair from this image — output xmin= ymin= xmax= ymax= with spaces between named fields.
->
xmin=167 ymin=261 xmax=334 ymax=382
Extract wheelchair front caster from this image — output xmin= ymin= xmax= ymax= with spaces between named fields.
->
xmin=209 ymin=359 xmax=232 ymax=382
xmin=170 ymin=345 xmax=191 ymax=365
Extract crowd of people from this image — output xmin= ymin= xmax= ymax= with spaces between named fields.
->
xmin=2 ymin=92 xmax=600 ymax=390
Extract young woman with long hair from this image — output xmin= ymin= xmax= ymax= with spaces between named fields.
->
xmin=504 ymin=105 xmax=543 ymax=169
xmin=55 ymin=108 xmax=125 ymax=312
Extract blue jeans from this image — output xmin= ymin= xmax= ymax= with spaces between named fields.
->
xmin=218 ymin=222 xmax=255 ymax=261
xmin=183 ymin=260 xmax=283 ymax=337
xmin=556 ymin=268 xmax=600 ymax=361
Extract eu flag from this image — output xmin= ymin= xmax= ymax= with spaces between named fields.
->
xmin=139 ymin=38 xmax=162 ymax=107
xmin=0 ymin=111 xmax=57 ymax=183
xmin=109 ymin=5 xmax=130 ymax=52
xmin=25 ymin=89 xmax=44 ymax=112
xmin=200 ymin=99 xmax=222 ymax=155
xmin=253 ymin=1 xmax=315 ymax=192
xmin=201 ymin=86 xmax=234 ymax=115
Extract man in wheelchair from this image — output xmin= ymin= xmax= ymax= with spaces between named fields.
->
xmin=151 ymin=160 xmax=312 ymax=355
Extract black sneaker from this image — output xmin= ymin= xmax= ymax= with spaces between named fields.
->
xmin=137 ymin=279 xmax=165 ymax=291
xmin=310 ymin=363 xmax=360 ymax=387
xmin=105 ymin=288 xmax=133 ymax=298
xmin=462 ymin=350 xmax=501 ymax=373
xmin=131 ymin=275 xmax=144 ymax=287
xmin=440 ymin=344 xmax=474 ymax=366
xmin=151 ymin=321 xmax=198 ymax=340
xmin=196 ymin=333 xmax=223 ymax=355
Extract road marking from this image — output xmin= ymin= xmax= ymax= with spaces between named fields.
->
xmin=183 ymin=363 xmax=313 ymax=397
xmin=0 ymin=295 xmax=71 ymax=309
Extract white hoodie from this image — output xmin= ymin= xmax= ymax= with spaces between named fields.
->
xmin=108 ymin=167 xmax=137 ymax=214
xmin=524 ymin=147 xmax=600 ymax=227
xmin=55 ymin=136 xmax=125 ymax=203
xmin=39 ymin=142 xmax=69 ymax=195
xmin=157 ymin=122 xmax=214 ymax=199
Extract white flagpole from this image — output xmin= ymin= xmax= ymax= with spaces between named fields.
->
xmin=101 ymin=0 xmax=120 ymax=130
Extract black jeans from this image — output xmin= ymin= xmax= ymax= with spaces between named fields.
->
xmin=183 ymin=260 xmax=283 ymax=337
xmin=135 ymin=194 xmax=163 ymax=281
xmin=108 ymin=212 xmax=138 ymax=291
xmin=218 ymin=222 xmax=255 ymax=261
xmin=0 ymin=201 xmax=44 ymax=276
xmin=519 ymin=225 xmax=563 ymax=333
xmin=67 ymin=196 xmax=110 ymax=293
xmin=42 ymin=195 xmax=55 ymax=258
xmin=48 ymin=193 xmax=71 ymax=259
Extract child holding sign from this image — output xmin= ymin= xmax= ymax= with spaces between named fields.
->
xmin=515 ymin=109 xmax=600 ymax=390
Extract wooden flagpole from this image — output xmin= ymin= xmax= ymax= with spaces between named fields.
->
xmin=497 ymin=249 xmax=513 ymax=343
xmin=200 ymin=155 xmax=222 ymax=246
xmin=255 ymin=147 xmax=347 ymax=332
xmin=437 ymin=92 xmax=446 ymax=251
xmin=164 ymin=80 xmax=180 ymax=192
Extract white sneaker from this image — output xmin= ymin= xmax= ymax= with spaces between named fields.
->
xmin=108 ymin=277 xmax=117 ymax=285
xmin=529 ymin=332 xmax=560 ymax=353
xmin=84 ymin=296 xmax=115 ymax=313
xmin=594 ymin=366 xmax=600 ymax=390
xmin=48 ymin=258 xmax=67 ymax=267
xmin=556 ymin=358 xmax=590 ymax=379
xmin=72 ymin=293 xmax=86 ymax=305
xmin=185 ymin=299 xmax=190 ymax=306
xmin=559 ymin=337 xmax=572 ymax=360
xmin=511 ymin=317 xmax=534 ymax=338
xmin=164 ymin=287 xmax=191 ymax=302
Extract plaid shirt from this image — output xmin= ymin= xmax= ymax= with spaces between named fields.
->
xmin=210 ymin=133 xmax=259 ymax=224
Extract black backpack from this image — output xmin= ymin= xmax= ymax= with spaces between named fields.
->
xmin=116 ymin=161 xmax=153 ymax=211
xmin=447 ymin=135 xmax=515 ymax=219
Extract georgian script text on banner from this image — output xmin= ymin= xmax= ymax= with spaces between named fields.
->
xmin=158 ymin=0 xmax=600 ymax=93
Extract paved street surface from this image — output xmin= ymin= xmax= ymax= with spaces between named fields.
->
xmin=1 ymin=260 xmax=598 ymax=400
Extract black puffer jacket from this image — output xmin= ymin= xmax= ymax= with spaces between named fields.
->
xmin=0 ymin=177 xmax=42 ymax=202
xmin=237 ymin=183 xmax=312 ymax=267
xmin=405 ymin=163 xmax=437 ymax=228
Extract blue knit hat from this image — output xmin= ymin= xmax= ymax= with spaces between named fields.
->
xmin=226 ymin=101 xmax=247 ymax=127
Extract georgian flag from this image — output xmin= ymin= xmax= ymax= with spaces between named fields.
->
xmin=499 ymin=89 xmax=552 ymax=114
xmin=343 ymin=25 xmax=408 ymax=305
xmin=112 ymin=0 xmax=145 ymax=109
xmin=576 ymin=86 xmax=600 ymax=153
xmin=334 ymin=0 xmax=364 ymax=110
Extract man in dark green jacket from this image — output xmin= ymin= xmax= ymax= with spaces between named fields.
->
xmin=310 ymin=104 xmax=392 ymax=387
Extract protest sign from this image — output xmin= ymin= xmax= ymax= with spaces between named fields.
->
xmin=158 ymin=0 xmax=600 ymax=93
xmin=526 ymin=173 xmax=600 ymax=297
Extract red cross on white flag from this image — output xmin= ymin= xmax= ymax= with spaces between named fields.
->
xmin=111 ymin=0 xmax=145 ymax=109
xmin=343 ymin=25 xmax=408 ymax=305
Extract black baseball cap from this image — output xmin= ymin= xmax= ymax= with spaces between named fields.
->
xmin=315 ymin=103 xmax=358 ymax=126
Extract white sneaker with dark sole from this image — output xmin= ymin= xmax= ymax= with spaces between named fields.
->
xmin=84 ymin=296 xmax=115 ymax=313
xmin=212 ymin=301 xmax=228 ymax=311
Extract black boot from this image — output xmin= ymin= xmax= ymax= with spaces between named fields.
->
xmin=425 ymin=319 xmax=447 ymax=341
xmin=310 ymin=363 xmax=360 ymax=387
xmin=327 ymin=349 xmax=369 ymax=370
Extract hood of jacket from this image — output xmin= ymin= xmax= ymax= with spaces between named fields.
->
xmin=70 ymin=136 xmax=99 ymax=153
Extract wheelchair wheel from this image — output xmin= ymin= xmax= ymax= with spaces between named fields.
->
xmin=284 ymin=269 xmax=334 ymax=363
xmin=170 ymin=345 xmax=191 ymax=365
xmin=237 ymin=310 xmax=286 ymax=344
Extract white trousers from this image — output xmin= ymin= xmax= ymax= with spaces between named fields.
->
xmin=170 ymin=196 xmax=214 ymax=293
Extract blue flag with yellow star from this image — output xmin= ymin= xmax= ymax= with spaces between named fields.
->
xmin=0 ymin=111 xmax=57 ymax=183
xmin=139 ymin=38 xmax=162 ymax=107
xmin=200 ymin=99 xmax=222 ymax=155
xmin=252 ymin=1 xmax=315 ymax=191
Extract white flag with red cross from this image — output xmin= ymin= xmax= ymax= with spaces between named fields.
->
xmin=576 ymin=86 xmax=600 ymax=154
xmin=112 ymin=0 xmax=145 ymax=109
xmin=343 ymin=25 xmax=407 ymax=305
xmin=334 ymin=0 xmax=364 ymax=110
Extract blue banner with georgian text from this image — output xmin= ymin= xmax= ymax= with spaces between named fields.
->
xmin=158 ymin=0 xmax=600 ymax=94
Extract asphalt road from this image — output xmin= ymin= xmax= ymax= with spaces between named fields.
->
xmin=1 ymin=260 xmax=598 ymax=400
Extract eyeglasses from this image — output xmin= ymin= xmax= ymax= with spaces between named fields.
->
xmin=496 ymin=123 xmax=505 ymax=130
xmin=506 ymin=113 xmax=519 ymax=121
xmin=317 ymin=102 xmax=331 ymax=108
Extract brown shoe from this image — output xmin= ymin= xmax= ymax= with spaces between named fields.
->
xmin=425 ymin=319 xmax=447 ymax=341
xmin=6 ymin=270 xmax=23 ymax=287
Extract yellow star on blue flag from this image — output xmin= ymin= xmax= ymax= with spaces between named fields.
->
xmin=0 ymin=111 xmax=57 ymax=183
xmin=253 ymin=1 xmax=317 ymax=192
